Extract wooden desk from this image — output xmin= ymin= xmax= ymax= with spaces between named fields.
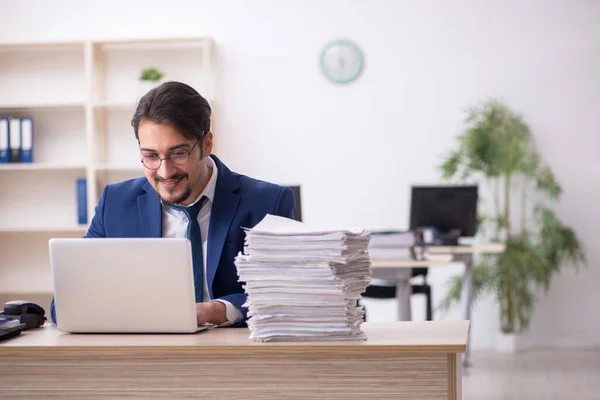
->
xmin=428 ymin=243 xmax=505 ymax=254
xmin=371 ymin=256 xmax=454 ymax=269
xmin=0 ymin=321 xmax=469 ymax=400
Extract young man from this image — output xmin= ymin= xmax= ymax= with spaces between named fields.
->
xmin=50 ymin=81 xmax=295 ymax=327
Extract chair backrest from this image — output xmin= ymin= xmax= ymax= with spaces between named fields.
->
xmin=411 ymin=230 xmax=429 ymax=278
xmin=412 ymin=267 xmax=429 ymax=278
xmin=287 ymin=185 xmax=302 ymax=222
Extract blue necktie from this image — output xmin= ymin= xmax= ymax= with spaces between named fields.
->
xmin=171 ymin=196 xmax=207 ymax=303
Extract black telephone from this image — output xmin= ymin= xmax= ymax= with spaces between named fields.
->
xmin=0 ymin=300 xmax=47 ymax=342
xmin=0 ymin=318 xmax=26 ymax=342
xmin=1 ymin=300 xmax=47 ymax=330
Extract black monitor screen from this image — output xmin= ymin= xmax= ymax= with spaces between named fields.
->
xmin=409 ymin=185 xmax=478 ymax=237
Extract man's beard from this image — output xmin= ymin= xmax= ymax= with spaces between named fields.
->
xmin=156 ymin=174 xmax=192 ymax=205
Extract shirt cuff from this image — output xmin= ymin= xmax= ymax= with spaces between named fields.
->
xmin=214 ymin=299 xmax=243 ymax=327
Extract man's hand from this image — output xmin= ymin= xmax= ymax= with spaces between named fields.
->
xmin=196 ymin=301 xmax=228 ymax=325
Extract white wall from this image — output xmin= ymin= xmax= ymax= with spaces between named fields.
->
xmin=3 ymin=0 xmax=599 ymax=350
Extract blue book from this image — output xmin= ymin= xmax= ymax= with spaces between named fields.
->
xmin=8 ymin=117 xmax=20 ymax=163
xmin=76 ymin=178 xmax=87 ymax=225
xmin=0 ymin=117 xmax=8 ymax=163
xmin=20 ymin=117 xmax=33 ymax=163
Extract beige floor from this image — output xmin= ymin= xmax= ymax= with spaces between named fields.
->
xmin=463 ymin=349 xmax=600 ymax=400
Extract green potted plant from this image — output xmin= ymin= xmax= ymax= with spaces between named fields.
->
xmin=437 ymin=99 xmax=586 ymax=352
xmin=139 ymin=67 xmax=165 ymax=94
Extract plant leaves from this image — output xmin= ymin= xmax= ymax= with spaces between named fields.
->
xmin=437 ymin=98 xmax=586 ymax=333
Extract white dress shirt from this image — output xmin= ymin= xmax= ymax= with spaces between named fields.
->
xmin=161 ymin=156 xmax=242 ymax=325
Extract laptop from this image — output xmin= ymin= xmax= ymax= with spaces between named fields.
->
xmin=49 ymin=238 xmax=208 ymax=334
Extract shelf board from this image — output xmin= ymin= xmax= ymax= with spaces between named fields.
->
xmin=94 ymin=99 xmax=214 ymax=110
xmin=0 ymin=163 xmax=87 ymax=171
xmin=0 ymin=290 xmax=53 ymax=296
xmin=93 ymin=101 xmax=137 ymax=110
xmin=0 ymin=101 xmax=85 ymax=110
xmin=0 ymin=284 xmax=53 ymax=295
xmin=0 ymin=42 xmax=84 ymax=52
xmin=100 ymin=38 xmax=211 ymax=51
xmin=95 ymin=163 xmax=142 ymax=172
xmin=0 ymin=226 xmax=88 ymax=233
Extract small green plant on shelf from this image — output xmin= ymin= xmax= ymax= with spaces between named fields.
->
xmin=139 ymin=67 xmax=165 ymax=82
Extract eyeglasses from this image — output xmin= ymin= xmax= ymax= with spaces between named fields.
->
xmin=140 ymin=138 xmax=201 ymax=170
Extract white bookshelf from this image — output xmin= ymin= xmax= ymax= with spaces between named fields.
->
xmin=0 ymin=37 xmax=215 ymax=307
xmin=0 ymin=102 xmax=85 ymax=110
xmin=0 ymin=226 xmax=88 ymax=234
xmin=0 ymin=163 xmax=87 ymax=171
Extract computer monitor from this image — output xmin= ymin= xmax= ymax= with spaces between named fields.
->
xmin=287 ymin=185 xmax=302 ymax=222
xmin=409 ymin=185 xmax=478 ymax=245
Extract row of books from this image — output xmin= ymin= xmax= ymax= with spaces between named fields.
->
xmin=76 ymin=178 xmax=88 ymax=225
xmin=0 ymin=117 xmax=34 ymax=163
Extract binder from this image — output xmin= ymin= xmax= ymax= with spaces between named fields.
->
xmin=76 ymin=178 xmax=87 ymax=225
xmin=9 ymin=117 xmax=20 ymax=163
xmin=20 ymin=117 xmax=33 ymax=163
xmin=0 ymin=118 xmax=8 ymax=163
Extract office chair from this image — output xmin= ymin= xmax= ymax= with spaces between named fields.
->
xmin=362 ymin=231 xmax=433 ymax=321
xmin=409 ymin=267 xmax=433 ymax=321
xmin=362 ymin=267 xmax=433 ymax=321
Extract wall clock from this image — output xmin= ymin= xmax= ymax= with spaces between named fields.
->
xmin=319 ymin=39 xmax=364 ymax=84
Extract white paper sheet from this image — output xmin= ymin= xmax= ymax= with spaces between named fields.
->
xmin=234 ymin=215 xmax=373 ymax=342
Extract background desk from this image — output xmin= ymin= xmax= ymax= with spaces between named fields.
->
xmin=371 ymin=243 xmax=504 ymax=371
xmin=429 ymin=243 xmax=504 ymax=369
xmin=1 ymin=321 xmax=469 ymax=400
xmin=371 ymin=256 xmax=454 ymax=321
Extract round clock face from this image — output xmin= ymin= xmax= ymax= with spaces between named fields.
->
xmin=320 ymin=39 xmax=364 ymax=84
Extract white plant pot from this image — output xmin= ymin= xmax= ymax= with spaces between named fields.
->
xmin=496 ymin=331 xmax=525 ymax=354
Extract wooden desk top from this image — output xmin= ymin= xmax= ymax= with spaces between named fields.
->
xmin=428 ymin=243 xmax=505 ymax=254
xmin=369 ymin=243 xmax=504 ymax=268
xmin=0 ymin=321 xmax=469 ymax=355
xmin=371 ymin=254 xmax=454 ymax=268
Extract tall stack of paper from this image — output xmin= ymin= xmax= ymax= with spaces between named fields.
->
xmin=235 ymin=214 xmax=372 ymax=342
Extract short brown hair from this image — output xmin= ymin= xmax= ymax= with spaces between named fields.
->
xmin=131 ymin=81 xmax=211 ymax=141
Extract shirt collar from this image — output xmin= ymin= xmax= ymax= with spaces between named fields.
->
xmin=190 ymin=155 xmax=217 ymax=206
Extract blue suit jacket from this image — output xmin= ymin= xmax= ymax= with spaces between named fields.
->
xmin=50 ymin=155 xmax=295 ymax=326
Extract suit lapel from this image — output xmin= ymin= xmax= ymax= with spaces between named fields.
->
xmin=137 ymin=180 xmax=162 ymax=238
xmin=207 ymin=155 xmax=240 ymax=296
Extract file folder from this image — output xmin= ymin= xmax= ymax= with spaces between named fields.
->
xmin=76 ymin=178 xmax=87 ymax=225
xmin=20 ymin=117 xmax=33 ymax=163
xmin=0 ymin=118 xmax=8 ymax=163
xmin=9 ymin=117 xmax=20 ymax=163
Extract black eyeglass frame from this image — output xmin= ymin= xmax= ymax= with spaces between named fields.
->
xmin=140 ymin=135 xmax=203 ymax=170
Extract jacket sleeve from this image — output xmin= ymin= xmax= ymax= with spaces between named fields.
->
xmin=214 ymin=186 xmax=296 ymax=327
xmin=275 ymin=186 xmax=296 ymax=219
xmin=217 ymin=293 xmax=248 ymax=326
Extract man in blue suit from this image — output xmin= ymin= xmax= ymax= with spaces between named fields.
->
xmin=50 ymin=81 xmax=295 ymax=327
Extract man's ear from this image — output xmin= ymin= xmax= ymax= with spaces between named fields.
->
xmin=202 ymin=131 xmax=213 ymax=158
